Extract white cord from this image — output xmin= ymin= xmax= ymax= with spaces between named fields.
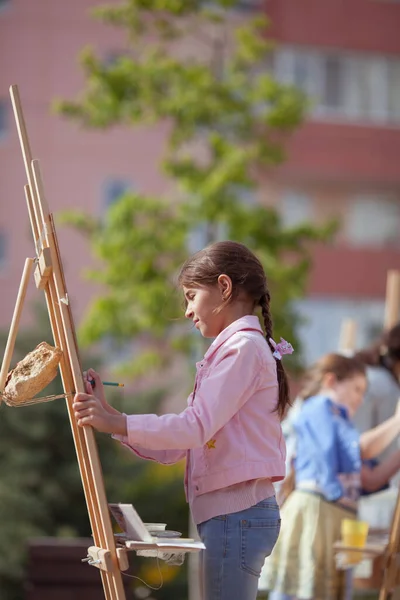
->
xmin=122 ymin=555 xmax=164 ymax=590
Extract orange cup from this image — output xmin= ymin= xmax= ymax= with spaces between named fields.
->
xmin=341 ymin=519 xmax=369 ymax=548
xmin=340 ymin=519 xmax=369 ymax=565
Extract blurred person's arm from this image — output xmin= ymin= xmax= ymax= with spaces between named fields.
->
xmin=359 ymin=401 xmax=400 ymax=459
xmin=361 ymin=449 xmax=400 ymax=492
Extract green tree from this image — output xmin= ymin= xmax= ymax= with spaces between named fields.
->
xmin=55 ymin=0 xmax=335 ymax=376
xmin=48 ymin=3 xmax=336 ymax=598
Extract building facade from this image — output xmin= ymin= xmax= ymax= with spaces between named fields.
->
xmin=0 ymin=0 xmax=399 ymax=364
xmin=0 ymin=0 xmax=169 ymax=336
xmin=266 ymin=0 xmax=400 ymax=360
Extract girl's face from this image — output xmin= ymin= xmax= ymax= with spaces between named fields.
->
xmin=183 ymin=284 xmax=225 ymax=338
xmin=329 ymin=373 xmax=367 ymax=417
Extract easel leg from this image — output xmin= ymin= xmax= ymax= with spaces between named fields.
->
xmin=384 ymin=270 xmax=400 ymax=330
xmin=0 ymin=257 xmax=34 ymax=394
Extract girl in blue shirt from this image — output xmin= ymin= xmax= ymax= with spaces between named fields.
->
xmin=261 ymin=353 xmax=400 ymax=600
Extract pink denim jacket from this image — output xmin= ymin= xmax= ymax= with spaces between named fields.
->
xmin=115 ymin=315 xmax=286 ymax=500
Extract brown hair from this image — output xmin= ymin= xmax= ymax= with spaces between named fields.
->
xmin=299 ymin=353 xmax=367 ymax=401
xmin=178 ymin=240 xmax=291 ymax=418
xmin=354 ymin=323 xmax=400 ymax=380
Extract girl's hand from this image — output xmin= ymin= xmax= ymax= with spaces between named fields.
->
xmin=83 ymin=368 xmax=120 ymax=416
xmin=83 ymin=368 xmax=106 ymax=404
xmin=73 ymin=382 xmax=127 ymax=435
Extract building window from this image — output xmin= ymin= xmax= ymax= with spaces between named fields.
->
xmin=343 ymin=57 xmax=388 ymax=121
xmin=347 ymin=195 xmax=400 ymax=247
xmin=274 ymin=49 xmax=319 ymax=97
xmin=103 ymin=178 xmax=131 ymax=211
xmin=281 ymin=191 xmax=313 ymax=228
xmin=323 ymin=56 xmax=344 ymax=110
xmin=388 ymin=60 xmax=400 ymax=121
xmin=274 ymin=46 xmax=400 ymax=125
xmin=0 ymin=99 xmax=8 ymax=139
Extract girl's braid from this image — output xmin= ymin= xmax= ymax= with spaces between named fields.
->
xmin=259 ymin=292 xmax=291 ymax=419
xmin=260 ymin=292 xmax=275 ymax=355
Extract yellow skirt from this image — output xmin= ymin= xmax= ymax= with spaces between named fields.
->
xmin=259 ymin=490 xmax=356 ymax=600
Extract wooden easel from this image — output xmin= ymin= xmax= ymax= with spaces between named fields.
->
xmin=338 ymin=318 xmax=357 ymax=355
xmin=0 ymin=85 xmax=128 ymax=600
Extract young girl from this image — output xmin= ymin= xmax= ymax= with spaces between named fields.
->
xmin=261 ymin=353 xmax=400 ymax=600
xmin=73 ymin=240 xmax=293 ymax=600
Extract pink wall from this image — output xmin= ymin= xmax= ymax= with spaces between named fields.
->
xmin=277 ymin=121 xmax=400 ymax=184
xmin=266 ymin=0 xmax=400 ymax=54
xmin=0 ymin=0 xmax=170 ymax=329
xmin=308 ymin=244 xmax=400 ymax=297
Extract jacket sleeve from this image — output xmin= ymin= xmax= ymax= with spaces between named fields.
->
xmin=112 ymin=432 xmax=186 ymax=464
xmin=123 ymin=336 xmax=271 ymax=451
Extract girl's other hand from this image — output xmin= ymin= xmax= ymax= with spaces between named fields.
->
xmin=73 ymin=391 xmax=127 ymax=435
xmin=83 ymin=368 xmax=105 ymax=401
xmin=83 ymin=368 xmax=114 ymax=415
xmin=82 ymin=368 xmax=123 ymax=417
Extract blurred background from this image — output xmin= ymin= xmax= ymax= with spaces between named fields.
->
xmin=0 ymin=0 xmax=399 ymax=599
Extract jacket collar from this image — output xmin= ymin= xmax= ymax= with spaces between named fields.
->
xmin=203 ymin=315 xmax=264 ymax=361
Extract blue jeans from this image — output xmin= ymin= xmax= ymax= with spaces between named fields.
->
xmin=197 ymin=497 xmax=281 ymax=600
